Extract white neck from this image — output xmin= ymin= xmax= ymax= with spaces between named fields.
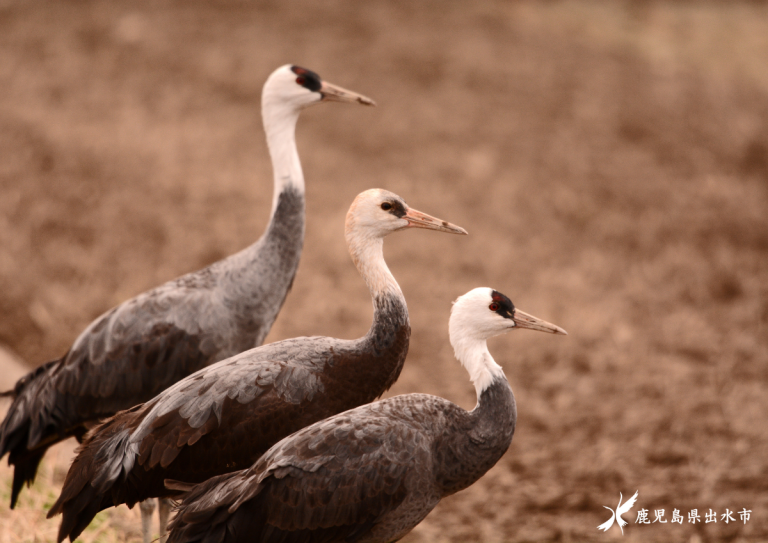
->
xmin=450 ymin=334 xmax=505 ymax=399
xmin=345 ymin=227 xmax=403 ymax=302
xmin=262 ymin=99 xmax=304 ymax=216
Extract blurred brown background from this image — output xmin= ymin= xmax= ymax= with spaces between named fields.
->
xmin=1 ymin=1 xmax=767 ymax=541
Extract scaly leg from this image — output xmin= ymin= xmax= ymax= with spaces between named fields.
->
xmin=139 ymin=499 xmax=157 ymax=543
xmin=158 ymin=498 xmax=173 ymax=543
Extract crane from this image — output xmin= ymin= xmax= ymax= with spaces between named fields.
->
xmin=1 ymin=64 xmax=373 ymax=542
xmin=165 ymin=287 xmax=566 ymax=543
xmin=48 ymin=189 xmax=467 ymax=543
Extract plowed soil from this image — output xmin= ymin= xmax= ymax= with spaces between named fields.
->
xmin=1 ymin=1 xmax=767 ymax=541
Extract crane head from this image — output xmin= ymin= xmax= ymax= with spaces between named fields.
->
xmin=262 ymin=65 xmax=375 ymax=112
xmin=450 ymin=288 xmax=567 ymax=342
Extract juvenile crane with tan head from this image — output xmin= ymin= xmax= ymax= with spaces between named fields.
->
xmin=48 ymin=189 xmax=467 ymax=543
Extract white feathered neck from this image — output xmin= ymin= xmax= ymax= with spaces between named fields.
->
xmin=261 ymin=73 xmax=307 ymax=217
xmin=449 ymin=289 xmax=507 ymax=398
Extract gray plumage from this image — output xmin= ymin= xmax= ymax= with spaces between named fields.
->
xmin=0 ymin=64 xmax=374 ymax=509
xmin=47 ymin=189 xmax=467 ymax=543
xmin=166 ymin=287 xmax=567 ymax=543
xmin=168 ymin=383 xmax=515 ymax=543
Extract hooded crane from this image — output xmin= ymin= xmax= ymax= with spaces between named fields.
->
xmin=0 ymin=64 xmax=373 ymax=541
xmin=164 ymin=287 xmax=567 ymax=543
xmin=47 ymin=189 xmax=467 ymax=543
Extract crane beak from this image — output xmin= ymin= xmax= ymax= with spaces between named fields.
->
xmin=512 ymin=309 xmax=567 ymax=335
xmin=402 ymin=208 xmax=468 ymax=235
xmin=320 ymin=81 xmax=376 ymax=106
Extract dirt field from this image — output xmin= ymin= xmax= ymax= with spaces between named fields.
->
xmin=1 ymin=1 xmax=767 ymax=541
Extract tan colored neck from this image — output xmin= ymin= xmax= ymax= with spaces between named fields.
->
xmin=347 ymin=233 xmax=403 ymax=300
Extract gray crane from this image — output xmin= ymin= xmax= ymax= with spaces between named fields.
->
xmin=47 ymin=189 xmax=467 ymax=543
xmin=1 ymin=64 xmax=373 ymax=542
xmin=165 ymin=287 xmax=566 ymax=543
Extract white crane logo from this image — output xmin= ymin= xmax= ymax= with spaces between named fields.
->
xmin=597 ymin=491 xmax=639 ymax=535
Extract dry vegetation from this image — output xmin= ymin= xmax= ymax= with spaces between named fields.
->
xmin=1 ymin=1 xmax=767 ymax=542
xmin=0 ymin=439 xmax=149 ymax=543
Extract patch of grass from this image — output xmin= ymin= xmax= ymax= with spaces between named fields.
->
xmin=0 ymin=440 xmax=146 ymax=543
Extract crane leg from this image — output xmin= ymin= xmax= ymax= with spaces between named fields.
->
xmin=158 ymin=498 xmax=173 ymax=543
xmin=139 ymin=498 xmax=156 ymax=543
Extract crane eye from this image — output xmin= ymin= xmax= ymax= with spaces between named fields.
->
xmin=489 ymin=303 xmax=499 ymax=311
xmin=296 ymin=76 xmax=306 ymax=85
xmin=381 ymin=202 xmax=393 ymax=211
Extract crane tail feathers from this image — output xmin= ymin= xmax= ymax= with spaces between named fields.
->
xmin=9 ymin=447 xmax=46 ymax=508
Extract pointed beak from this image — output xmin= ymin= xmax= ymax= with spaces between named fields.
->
xmin=512 ymin=309 xmax=567 ymax=335
xmin=320 ymin=81 xmax=376 ymax=106
xmin=402 ymin=207 xmax=468 ymax=235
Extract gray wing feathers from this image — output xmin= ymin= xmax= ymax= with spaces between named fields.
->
xmin=132 ymin=337 xmax=339 ymax=442
xmin=172 ymin=397 xmax=445 ymax=538
xmin=90 ymin=428 xmax=139 ymax=493
xmin=69 ymin=281 xmax=224 ymax=369
xmin=1 ymin=278 xmax=222 ymax=457
xmin=68 ymin=230 xmax=302 ymax=374
xmin=59 ymin=338 xmax=341 ymax=521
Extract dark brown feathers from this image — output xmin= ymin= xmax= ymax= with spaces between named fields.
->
xmin=49 ymin=297 xmax=410 ymax=543
xmin=1 ymin=188 xmax=306 ymax=509
xmin=167 ymin=379 xmax=517 ymax=543
xmin=167 ymin=402 xmax=430 ymax=543
xmin=0 ymin=322 xmax=211 ymax=508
